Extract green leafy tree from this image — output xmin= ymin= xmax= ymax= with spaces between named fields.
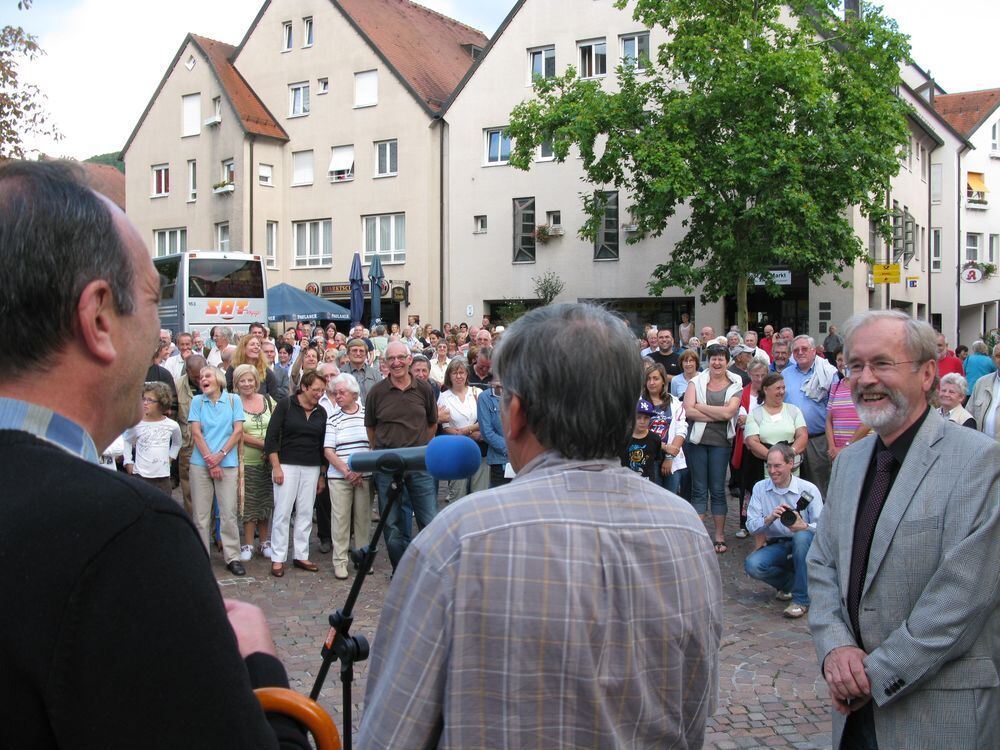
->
xmin=1 ymin=1 xmax=61 ymax=159
xmin=507 ymin=0 xmax=911 ymax=330
xmin=85 ymin=151 xmax=125 ymax=173
xmin=532 ymin=270 xmax=566 ymax=305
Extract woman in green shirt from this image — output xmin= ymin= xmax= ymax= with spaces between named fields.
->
xmin=743 ymin=373 xmax=808 ymax=478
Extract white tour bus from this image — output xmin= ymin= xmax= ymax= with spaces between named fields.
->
xmin=153 ymin=250 xmax=268 ymax=340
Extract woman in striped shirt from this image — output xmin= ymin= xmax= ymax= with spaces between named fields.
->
xmin=824 ymin=371 xmax=870 ymax=464
xmin=323 ymin=372 xmax=372 ymax=580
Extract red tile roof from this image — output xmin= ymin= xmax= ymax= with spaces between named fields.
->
xmin=80 ymin=162 xmax=126 ymax=210
xmin=933 ymin=88 xmax=1000 ymax=139
xmin=335 ymin=0 xmax=488 ymax=112
xmin=190 ymin=35 xmax=287 ymax=141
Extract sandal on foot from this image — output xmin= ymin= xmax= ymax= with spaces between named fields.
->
xmin=714 ymin=540 xmax=728 ymax=554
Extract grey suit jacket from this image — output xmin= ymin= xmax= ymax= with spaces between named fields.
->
xmin=807 ymin=409 xmax=1000 ymax=749
xmin=969 ymin=372 xmax=999 ymax=439
xmin=270 ymin=365 xmax=290 ymax=400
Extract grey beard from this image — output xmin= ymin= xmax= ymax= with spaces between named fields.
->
xmin=853 ymin=387 xmax=910 ymax=434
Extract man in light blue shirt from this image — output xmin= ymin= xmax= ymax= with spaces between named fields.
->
xmin=782 ymin=334 xmax=839 ymax=497
xmin=745 ymin=443 xmax=823 ymax=618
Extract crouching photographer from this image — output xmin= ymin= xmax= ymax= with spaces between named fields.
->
xmin=744 ymin=443 xmax=824 ymax=618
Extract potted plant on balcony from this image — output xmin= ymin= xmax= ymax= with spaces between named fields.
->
xmin=534 ymin=224 xmax=553 ymax=244
xmin=962 ymin=260 xmax=997 ymax=280
xmin=212 ymin=180 xmax=235 ymax=194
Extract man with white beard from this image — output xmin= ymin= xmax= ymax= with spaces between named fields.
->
xmin=807 ymin=310 xmax=999 ymax=750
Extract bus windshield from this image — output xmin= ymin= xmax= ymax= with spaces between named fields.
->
xmin=188 ymin=258 xmax=265 ymax=299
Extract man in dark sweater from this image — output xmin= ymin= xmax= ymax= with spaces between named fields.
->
xmin=0 ymin=160 xmax=309 ymax=748
xmin=649 ymin=328 xmax=682 ymax=384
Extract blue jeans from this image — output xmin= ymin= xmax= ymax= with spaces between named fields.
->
xmin=744 ymin=531 xmax=814 ymax=606
xmin=660 ymin=467 xmax=686 ymax=496
xmin=685 ymin=442 xmax=730 ymax=516
xmin=373 ymin=470 xmax=437 ymax=570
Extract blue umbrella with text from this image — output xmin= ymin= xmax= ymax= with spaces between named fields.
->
xmin=367 ymin=254 xmax=384 ymax=326
xmin=349 ymin=252 xmax=364 ymax=327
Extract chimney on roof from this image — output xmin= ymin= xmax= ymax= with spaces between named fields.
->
xmin=844 ymin=0 xmax=860 ymax=20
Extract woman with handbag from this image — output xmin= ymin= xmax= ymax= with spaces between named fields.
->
xmin=264 ymin=371 xmax=328 ymax=578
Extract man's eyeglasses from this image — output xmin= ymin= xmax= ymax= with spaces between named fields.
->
xmin=385 ymin=354 xmax=408 ymax=362
xmin=845 ymin=359 xmax=918 ymax=377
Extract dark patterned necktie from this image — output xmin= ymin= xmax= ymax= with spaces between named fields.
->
xmin=847 ymin=448 xmax=895 ymax=640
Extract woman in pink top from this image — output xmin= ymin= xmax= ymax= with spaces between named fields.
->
xmin=824 ymin=374 xmax=870 ymax=462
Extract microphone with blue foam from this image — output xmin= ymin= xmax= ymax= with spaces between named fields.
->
xmin=347 ymin=434 xmax=483 ymax=479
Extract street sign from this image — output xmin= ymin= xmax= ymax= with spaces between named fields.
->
xmin=752 ymin=269 xmax=792 ymax=286
xmin=871 ymin=264 xmax=900 ymax=284
xmin=906 ymin=276 xmax=918 ymax=288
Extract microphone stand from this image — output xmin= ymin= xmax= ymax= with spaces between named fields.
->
xmin=309 ymin=467 xmax=405 ymax=750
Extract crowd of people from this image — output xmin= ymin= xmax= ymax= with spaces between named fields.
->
xmin=111 ymin=316 xmax=514 ymax=581
xmin=121 ymin=308 xmax=1000 ymax=607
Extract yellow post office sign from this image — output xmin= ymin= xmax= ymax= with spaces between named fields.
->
xmin=871 ymin=264 xmax=900 ymax=284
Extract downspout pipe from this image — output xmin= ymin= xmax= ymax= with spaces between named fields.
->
xmin=248 ymin=135 xmax=255 ymax=253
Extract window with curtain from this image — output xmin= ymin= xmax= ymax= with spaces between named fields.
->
xmin=363 ymin=213 xmax=406 ymax=264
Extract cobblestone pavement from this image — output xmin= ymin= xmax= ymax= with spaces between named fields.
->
xmin=212 ymin=501 xmax=833 ymax=749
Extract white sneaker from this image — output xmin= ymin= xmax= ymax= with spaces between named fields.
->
xmin=333 ymin=563 xmax=349 ymax=580
xmin=734 ymin=528 xmax=749 ymax=539
xmin=239 ymin=544 xmax=253 ymax=562
xmin=260 ymin=540 xmax=273 ymax=559
xmin=775 ymin=590 xmax=793 ymax=601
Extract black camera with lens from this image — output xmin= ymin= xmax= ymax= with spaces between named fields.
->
xmin=780 ymin=491 xmax=814 ymax=526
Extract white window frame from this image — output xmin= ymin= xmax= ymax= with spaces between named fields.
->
xmin=216 ymin=222 xmax=230 ymax=253
xmin=282 ymin=21 xmax=293 ymax=51
xmin=990 ymin=234 xmax=998 ymax=264
xmin=317 ymin=77 xmax=329 ymax=94
xmin=293 ymin=219 xmax=333 ymax=267
xmin=536 ymin=140 xmax=554 ymax=161
xmin=620 ymin=32 xmax=650 ymax=71
xmin=594 ymin=190 xmax=620 ymax=261
xmin=303 ymin=17 xmax=314 ymax=48
xmin=930 ymin=228 xmax=942 ymax=273
xmin=375 ymin=139 xmax=397 ymax=177
xmin=546 ymin=210 xmax=562 ymax=228
xmin=528 ymin=46 xmax=555 ymax=81
xmin=154 ymin=228 xmax=186 ymax=257
xmin=967 ymin=172 xmax=988 ymax=207
xmin=991 ymin=120 xmax=999 ymax=153
xmin=930 ymin=163 xmax=942 ymax=204
xmin=362 ymin=213 xmax=406 ymax=265
xmin=291 ymin=150 xmax=314 ymax=186
xmin=151 ymin=164 xmax=169 ymax=197
xmin=354 ymin=70 xmax=378 ymax=108
xmin=266 ymin=221 xmax=278 ymax=268
xmin=213 ymin=96 xmax=222 ymax=118
xmin=258 ymin=163 xmax=273 ymax=186
xmin=474 ymin=215 xmax=487 ymax=234
xmin=328 ymin=145 xmax=355 ymax=182
xmin=578 ymin=38 xmax=607 ymax=78
xmin=220 ymin=159 xmax=235 ymax=187
xmin=289 ymin=81 xmax=310 ymax=117
xmin=182 ymin=94 xmax=200 ymax=137
xmin=966 ymin=232 xmax=981 ymax=262
xmin=187 ymin=159 xmax=196 ymax=202
xmin=484 ymin=128 xmax=511 ymax=166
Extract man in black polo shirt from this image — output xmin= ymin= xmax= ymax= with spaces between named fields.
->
xmin=649 ymin=328 xmax=682 ymax=384
xmin=365 ymin=340 xmax=438 ymax=571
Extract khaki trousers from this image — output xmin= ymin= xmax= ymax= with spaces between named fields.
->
xmin=189 ymin=465 xmax=240 ymax=564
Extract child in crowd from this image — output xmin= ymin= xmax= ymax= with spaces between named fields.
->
xmin=124 ymin=381 xmax=182 ymax=500
xmin=620 ymin=399 xmax=663 ymax=482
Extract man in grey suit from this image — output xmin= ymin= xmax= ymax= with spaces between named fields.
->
xmin=261 ymin=339 xmax=290 ymax=399
xmin=807 ymin=310 xmax=999 ymax=749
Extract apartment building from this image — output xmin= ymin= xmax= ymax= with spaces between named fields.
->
xmin=443 ymin=0 xmax=712 ymax=333
xmin=442 ymin=0 xmax=974 ymax=337
xmin=934 ymin=87 xmax=1000 ymax=342
xmin=122 ymin=0 xmax=487 ymax=325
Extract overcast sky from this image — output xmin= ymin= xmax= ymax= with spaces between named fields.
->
xmin=4 ymin=0 xmax=997 ymax=160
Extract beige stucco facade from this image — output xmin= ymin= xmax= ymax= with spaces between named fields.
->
xmin=124 ymin=0 xmax=450 ymax=325
xmin=444 ymin=0 xmax=720 ymax=333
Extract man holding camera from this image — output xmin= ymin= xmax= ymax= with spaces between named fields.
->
xmin=744 ymin=443 xmax=823 ymax=618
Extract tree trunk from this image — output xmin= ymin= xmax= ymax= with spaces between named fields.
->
xmin=736 ymin=274 xmax=749 ymax=333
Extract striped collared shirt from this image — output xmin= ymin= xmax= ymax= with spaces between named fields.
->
xmin=0 ymin=397 xmax=100 ymax=464
xmin=358 ymin=451 xmax=723 ymax=749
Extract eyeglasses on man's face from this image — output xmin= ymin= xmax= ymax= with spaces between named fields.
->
xmin=845 ymin=358 xmax=918 ymax=377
